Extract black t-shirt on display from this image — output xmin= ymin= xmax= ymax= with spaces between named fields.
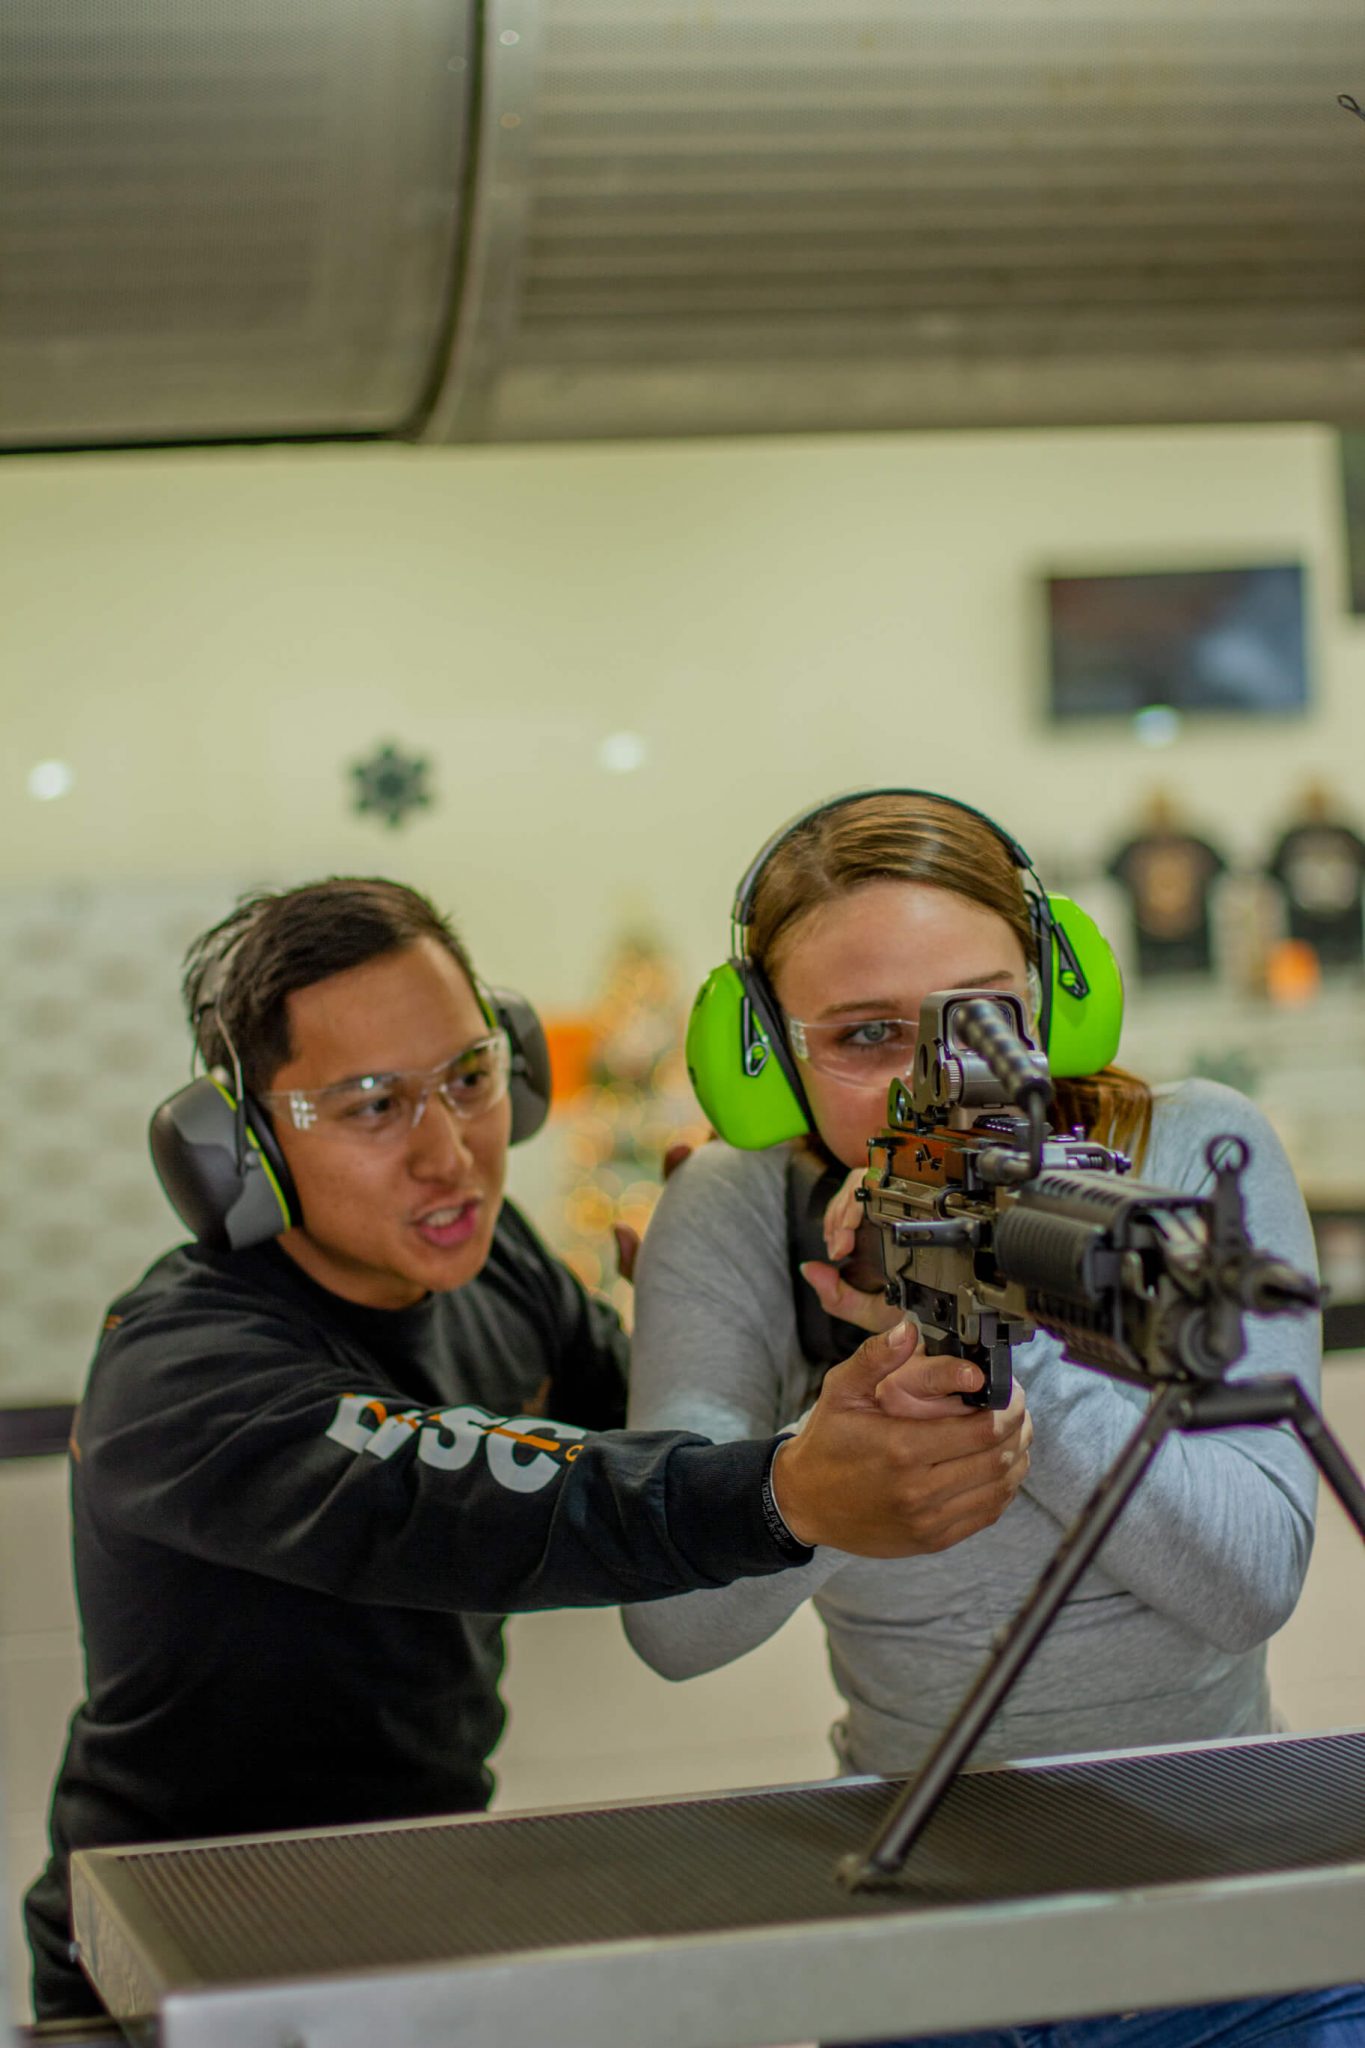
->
xmin=1266 ymin=823 xmax=1365 ymax=966
xmin=1105 ymin=831 xmax=1228 ymax=977
xmin=25 ymin=1204 xmax=796 ymax=2019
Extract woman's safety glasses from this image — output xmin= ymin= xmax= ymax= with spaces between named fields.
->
xmin=261 ymin=1031 xmax=511 ymax=1139
xmin=785 ymin=1015 xmax=920 ymax=1086
xmin=786 ymin=976 xmax=1039 ymax=1087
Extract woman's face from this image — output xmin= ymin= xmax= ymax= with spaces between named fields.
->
xmin=768 ymin=879 xmax=1032 ymax=1170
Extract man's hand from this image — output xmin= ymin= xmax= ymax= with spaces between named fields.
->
xmin=770 ymin=1318 xmax=1031 ymax=1557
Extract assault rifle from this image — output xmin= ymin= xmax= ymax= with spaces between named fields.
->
xmin=829 ymin=990 xmax=1365 ymax=1890
xmin=852 ymin=989 xmax=1318 ymax=1414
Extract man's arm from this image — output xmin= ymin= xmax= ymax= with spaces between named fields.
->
xmin=77 ymin=1313 xmax=782 ymax=1612
xmin=78 ymin=1309 xmax=1028 ymax=1620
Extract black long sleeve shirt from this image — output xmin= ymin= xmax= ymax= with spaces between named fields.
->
xmin=27 ymin=1204 xmax=796 ymax=2016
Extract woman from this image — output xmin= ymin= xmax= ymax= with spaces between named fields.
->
xmin=627 ymin=787 xmax=1323 ymax=1759
xmin=622 ymin=789 xmax=1364 ymax=2044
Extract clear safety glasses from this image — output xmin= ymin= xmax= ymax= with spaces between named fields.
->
xmin=261 ymin=1031 xmax=511 ymax=1140
xmin=785 ymin=1015 xmax=921 ymax=1086
xmin=787 ymin=976 xmax=1040 ymax=1087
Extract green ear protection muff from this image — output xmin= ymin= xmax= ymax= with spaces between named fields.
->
xmin=685 ymin=788 xmax=1124 ymax=1151
xmin=149 ymin=976 xmax=553 ymax=1251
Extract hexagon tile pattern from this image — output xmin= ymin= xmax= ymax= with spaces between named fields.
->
xmin=0 ymin=884 xmax=247 ymax=1407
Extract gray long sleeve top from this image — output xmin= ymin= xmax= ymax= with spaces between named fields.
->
xmin=622 ymin=1080 xmax=1322 ymax=1775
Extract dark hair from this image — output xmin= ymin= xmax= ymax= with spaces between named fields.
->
xmin=184 ymin=878 xmax=478 ymax=1096
xmin=749 ymin=794 xmax=1153 ymax=1165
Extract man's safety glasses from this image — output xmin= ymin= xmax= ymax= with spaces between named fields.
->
xmin=261 ymin=1032 xmax=511 ymax=1139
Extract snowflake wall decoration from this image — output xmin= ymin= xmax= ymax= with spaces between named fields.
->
xmin=349 ymin=743 xmax=435 ymax=830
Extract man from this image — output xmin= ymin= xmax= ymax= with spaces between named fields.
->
xmin=25 ymin=877 xmax=1032 ymax=2020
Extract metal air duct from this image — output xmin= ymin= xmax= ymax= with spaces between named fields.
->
xmin=0 ymin=1 xmax=477 ymax=447
xmin=3 ymin=0 xmax=1364 ymax=451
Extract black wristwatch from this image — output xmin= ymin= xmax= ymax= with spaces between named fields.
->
xmin=761 ymin=1436 xmax=814 ymax=1562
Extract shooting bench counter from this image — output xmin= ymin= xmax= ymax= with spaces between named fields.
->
xmin=71 ymin=1728 xmax=1365 ymax=2048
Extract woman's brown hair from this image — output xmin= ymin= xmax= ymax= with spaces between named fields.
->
xmin=747 ymin=794 xmax=1153 ymax=1164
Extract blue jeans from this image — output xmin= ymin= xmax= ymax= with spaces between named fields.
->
xmin=837 ymin=1985 xmax=1365 ymax=2046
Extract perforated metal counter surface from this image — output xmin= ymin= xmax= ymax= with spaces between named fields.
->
xmin=72 ymin=1729 xmax=1365 ymax=2048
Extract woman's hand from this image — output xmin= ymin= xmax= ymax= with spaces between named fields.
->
xmin=802 ymin=1163 xmax=990 ymax=1416
xmin=811 ymin=1159 xmax=905 ymax=1321
xmin=799 ymin=1256 xmax=902 ymax=1335
xmin=821 ymin=1162 xmax=867 ymax=1264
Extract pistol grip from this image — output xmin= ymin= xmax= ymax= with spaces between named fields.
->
xmin=970 ymin=1349 xmax=1014 ymax=1412
xmin=923 ymin=1334 xmax=1013 ymax=1411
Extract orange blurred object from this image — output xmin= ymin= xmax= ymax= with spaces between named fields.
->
xmin=1265 ymin=939 xmax=1321 ymax=1006
xmin=541 ymin=1016 xmax=596 ymax=1107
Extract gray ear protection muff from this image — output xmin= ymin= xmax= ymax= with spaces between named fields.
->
xmin=149 ymin=990 xmax=301 ymax=1251
xmin=482 ymin=984 xmax=553 ymax=1147
xmin=150 ymin=976 xmax=554 ymax=1251
xmin=149 ymin=1068 xmax=300 ymax=1252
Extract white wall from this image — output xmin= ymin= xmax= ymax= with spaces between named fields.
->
xmin=2 ymin=425 xmax=1358 ymax=1013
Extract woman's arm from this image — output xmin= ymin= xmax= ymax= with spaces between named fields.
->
xmin=1013 ymin=1080 xmax=1321 ymax=1653
xmin=621 ymin=1146 xmax=847 ymax=1677
xmin=621 ymin=1531 xmax=843 ymax=1679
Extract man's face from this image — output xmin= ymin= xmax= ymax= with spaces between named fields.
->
xmin=267 ymin=937 xmax=511 ymax=1309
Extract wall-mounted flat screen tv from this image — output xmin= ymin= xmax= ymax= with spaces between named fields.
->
xmin=1045 ymin=565 xmax=1308 ymax=721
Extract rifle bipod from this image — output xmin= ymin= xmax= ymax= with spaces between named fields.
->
xmin=837 ymin=1374 xmax=1365 ymax=1891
